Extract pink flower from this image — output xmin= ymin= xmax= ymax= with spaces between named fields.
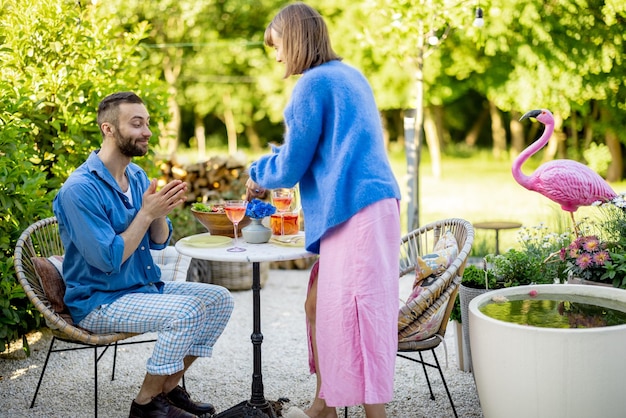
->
xmin=560 ymin=234 xmax=612 ymax=282
xmin=582 ymin=236 xmax=600 ymax=252
xmin=576 ymin=253 xmax=593 ymax=269
xmin=593 ymin=251 xmax=611 ymax=266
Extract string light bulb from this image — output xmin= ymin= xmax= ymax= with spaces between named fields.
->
xmin=473 ymin=7 xmax=484 ymax=27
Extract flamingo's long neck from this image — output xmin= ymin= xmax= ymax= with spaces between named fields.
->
xmin=511 ymin=120 xmax=555 ymax=189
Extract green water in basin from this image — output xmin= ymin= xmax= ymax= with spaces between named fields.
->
xmin=479 ymin=294 xmax=626 ymax=328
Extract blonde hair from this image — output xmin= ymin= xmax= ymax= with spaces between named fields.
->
xmin=264 ymin=2 xmax=341 ymax=78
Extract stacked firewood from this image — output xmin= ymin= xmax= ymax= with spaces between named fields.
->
xmin=158 ymin=154 xmax=250 ymax=205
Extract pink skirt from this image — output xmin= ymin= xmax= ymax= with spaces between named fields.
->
xmin=309 ymin=198 xmax=400 ymax=406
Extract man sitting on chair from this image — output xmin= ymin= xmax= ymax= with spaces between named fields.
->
xmin=53 ymin=91 xmax=233 ymax=418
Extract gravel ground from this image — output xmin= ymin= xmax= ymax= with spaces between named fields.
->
xmin=0 ymin=268 xmax=483 ymax=418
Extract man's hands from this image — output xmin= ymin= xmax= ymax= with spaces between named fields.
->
xmin=142 ymin=179 xmax=188 ymax=220
xmin=121 ymin=179 xmax=187 ymax=255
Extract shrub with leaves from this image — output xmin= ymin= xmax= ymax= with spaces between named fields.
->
xmin=485 ymin=249 xmax=547 ymax=287
xmin=0 ymin=0 xmax=169 ymax=353
xmin=516 ymin=224 xmax=570 ymax=284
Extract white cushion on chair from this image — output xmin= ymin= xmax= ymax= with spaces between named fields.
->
xmin=151 ymin=246 xmax=191 ymax=282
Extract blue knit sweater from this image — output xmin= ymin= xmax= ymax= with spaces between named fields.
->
xmin=249 ymin=60 xmax=401 ymax=254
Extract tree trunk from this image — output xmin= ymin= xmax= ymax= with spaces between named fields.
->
xmin=568 ymin=112 xmax=579 ymax=160
xmin=433 ymin=104 xmax=447 ymax=146
xmin=392 ymin=110 xmax=405 ymax=149
xmin=246 ymin=123 xmax=262 ymax=153
xmin=405 ymin=20 xmax=425 ymax=232
xmin=464 ymin=106 xmax=489 ymax=147
xmin=194 ymin=112 xmax=206 ymax=161
xmin=161 ymin=51 xmax=183 ymax=158
xmin=424 ymin=106 xmax=441 ymax=179
xmin=489 ymin=101 xmax=506 ymax=159
xmin=602 ymin=107 xmax=623 ymax=182
xmin=222 ymin=92 xmax=238 ymax=155
xmin=583 ymin=102 xmax=600 ymax=149
xmin=509 ymin=110 xmax=524 ymax=159
xmin=381 ymin=112 xmax=390 ymax=150
xmin=160 ymin=87 xmax=180 ymax=157
xmin=605 ymin=130 xmax=622 ymax=182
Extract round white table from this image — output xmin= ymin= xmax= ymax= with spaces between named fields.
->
xmin=175 ymin=232 xmax=315 ymax=418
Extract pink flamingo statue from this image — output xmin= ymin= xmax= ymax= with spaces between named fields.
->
xmin=514 ymin=109 xmax=617 ymax=234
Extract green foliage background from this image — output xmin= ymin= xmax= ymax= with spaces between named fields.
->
xmin=0 ymin=0 xmax=169 ymax=352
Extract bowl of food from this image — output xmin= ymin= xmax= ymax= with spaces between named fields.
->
xmin=191 ymin=203 xmax=251 ymax=237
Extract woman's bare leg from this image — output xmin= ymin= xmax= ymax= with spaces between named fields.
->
xmin=363 ymin=403 xmax=387 ymax=418
xmin=304 ymin=275 xmax=338 ymax=418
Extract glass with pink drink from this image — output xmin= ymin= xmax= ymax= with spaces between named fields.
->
xmin=224 ymin=200 xmax=248 ymax=252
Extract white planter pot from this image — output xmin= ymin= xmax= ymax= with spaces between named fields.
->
xmin=459 ymin=284 xmax=490 ymax=372
xmin=451 ymin=320 xmax=465 ymax=371
xmin=469 ymin=284 xmax=626 ymax=418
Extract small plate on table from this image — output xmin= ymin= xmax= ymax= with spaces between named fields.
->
xmin=269 ymin=234 xmax=305 ymax=247
xmin=180 ymin=235 xmax=232 ymax=248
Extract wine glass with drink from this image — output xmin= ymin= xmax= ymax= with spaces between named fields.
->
xmin=271 ymin=188 xmax=294 ymax=236
xmin=224 ymin=200 xmax=248 ymax=252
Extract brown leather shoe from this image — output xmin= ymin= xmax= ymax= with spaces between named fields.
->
xmin=129 ymin=393 xmax=198 ymax=418
xmin=165 ymin=385 xmax=216 ymax=416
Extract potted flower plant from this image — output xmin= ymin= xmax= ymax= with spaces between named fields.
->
xmin=241 ymin=199 xmax=276 ymax=244
xmin=561 ymin=234 xmax=613 ymax=286
xmin=538 ymin=194 xmax=626 ymax=289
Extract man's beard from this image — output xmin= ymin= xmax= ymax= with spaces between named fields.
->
xmin=114 ymin=130 xmax=148 ymax=157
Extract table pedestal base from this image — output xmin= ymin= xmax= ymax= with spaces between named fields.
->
xmin=174 ymin=237 xmax=313 ymax=418
xmin=214 ymin=400 xmax=279 ymax=418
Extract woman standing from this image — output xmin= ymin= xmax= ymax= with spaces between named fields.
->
xmin=247 ymin=3 xmax=401 ymax=417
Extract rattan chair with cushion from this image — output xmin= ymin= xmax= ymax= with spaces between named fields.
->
xmin=13 ymin=216 xmax=175 ymax=417
xmin=396 ymin=218 xmax=474 ymax=418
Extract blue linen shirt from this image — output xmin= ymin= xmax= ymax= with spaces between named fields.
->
xmin=53 ymin=151 xmax=171 ymax=323
xmin=249 ymin=60 xmax=401 ymax=254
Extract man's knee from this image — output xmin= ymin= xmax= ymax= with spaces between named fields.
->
xmin=209 ymin=285 xmax=234 ymax=313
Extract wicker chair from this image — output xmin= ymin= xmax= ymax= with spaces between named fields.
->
xmin=13 ymin=217 xmax=160 ymax=417
xmin=396 ymin=218 xmax=474 ymax=418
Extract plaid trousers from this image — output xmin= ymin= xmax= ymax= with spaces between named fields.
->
xmin=79 ymin=280 xmax=234 ymax=375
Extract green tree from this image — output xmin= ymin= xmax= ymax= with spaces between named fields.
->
xmin=441 ymin=0 xmax=626 ymax=167
xmin=0 ymin=0 xmax=168 ymax=352
xmin=98 ymin=0 xmax=287 ymax=158
xmin=360 ymin=0 xmax=478 ymax=230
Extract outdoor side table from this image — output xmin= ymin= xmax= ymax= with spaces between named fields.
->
xmin=473 ymin=221 xmax=522 ymax=255
xmin=175 ymin=232 xmax=315 ymax=418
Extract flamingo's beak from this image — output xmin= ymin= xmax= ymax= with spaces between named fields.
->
xmin=520 ymin=109 xmax=542 ymax=121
